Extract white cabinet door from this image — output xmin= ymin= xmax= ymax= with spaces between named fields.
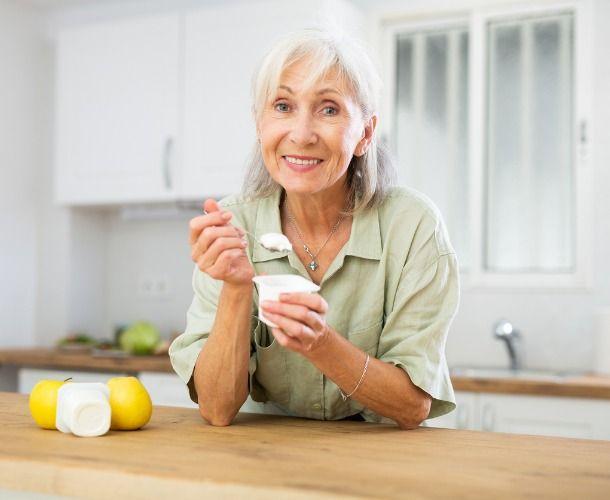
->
xmin=180 ymin=0 xmax=357 ymax=200
xmin=138 ymin=372 xmax=197 ymax=408
xmin=479 ymin=393 xmax=610 ymax=440
xmin=55 ymin=13 xmax=180 ymax=205
xmin=425 ymin=391 xmax=479 ymax=430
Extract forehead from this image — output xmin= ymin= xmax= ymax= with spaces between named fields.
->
xmin=272 ymin=58 xmax=354 ymax=98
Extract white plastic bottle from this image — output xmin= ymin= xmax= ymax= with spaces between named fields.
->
xmin=56 ymin=382 xmax=111 ymax=437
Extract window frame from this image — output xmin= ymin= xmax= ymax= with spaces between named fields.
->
xmin=380 ymin=0 xmax=593 ymax=291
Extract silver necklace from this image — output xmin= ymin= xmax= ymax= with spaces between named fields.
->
xmin=285 ymin=205 xmax=345 ymax=272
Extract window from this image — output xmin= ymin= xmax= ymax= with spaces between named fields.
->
xmin=394 ymin=26 xmax=470 ymax=269
xmin=486 ymin=14 xmax=574 ymax=273
xmin=382 ymin=2 xmax=591 ymax=288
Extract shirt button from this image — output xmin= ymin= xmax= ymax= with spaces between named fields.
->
xmin=312 ymin=403 xmax=322 ymax=410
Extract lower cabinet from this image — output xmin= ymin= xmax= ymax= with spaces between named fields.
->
xmin=18 ymin=368 xmax=289 ymax=416
xmin=18 ymin=368 xmax=130 ymax=394
xmin=138 ymin=371 xmax=290 ymax=416
xmin=425 ymin=391 xmax=480 ymax=431
xmin=19 ymin=368 xmax=610 ymax=439
xmin=426 ymin=391 xmax=610 ymax=440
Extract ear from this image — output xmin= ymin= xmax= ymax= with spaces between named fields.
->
xmin=354 ymin=115 xmax=378 ymax=157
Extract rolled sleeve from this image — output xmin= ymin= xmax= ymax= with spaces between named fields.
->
xmin=377 ymin=252 xmax=460 ymax=419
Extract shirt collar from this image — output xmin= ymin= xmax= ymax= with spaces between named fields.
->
xmin=251 ymin=189 xmax=382 ymax=263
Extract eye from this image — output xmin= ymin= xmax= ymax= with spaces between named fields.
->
xmin=274 ymin=102 xmax=290 ymax=112
xmin=322 ymin=105 xmax=338 ymax=116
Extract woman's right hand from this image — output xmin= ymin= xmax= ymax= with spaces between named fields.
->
xmin=189 ymin=199 xmax=255 ymax=287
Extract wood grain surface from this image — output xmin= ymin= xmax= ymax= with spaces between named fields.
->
xmin=0 ymin=348 xmax=172 ymax=373
xmin=1 ymin=392 xmax=610 ymax=499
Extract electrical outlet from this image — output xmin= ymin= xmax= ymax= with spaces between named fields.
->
xmin=137 ymin=275 xmax=171 ymax=299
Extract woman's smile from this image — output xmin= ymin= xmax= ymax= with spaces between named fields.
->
xmin=281 ymin=155 xmax=324 ymax=173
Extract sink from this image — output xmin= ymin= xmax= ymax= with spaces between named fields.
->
xmin=449 ymin=366 xmax=586 ymax=382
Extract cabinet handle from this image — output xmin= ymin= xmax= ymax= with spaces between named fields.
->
xmin=162 ymin=136 xmax=174 ymax=190
xmin=482 ymin=403 xmax=496 ymax=432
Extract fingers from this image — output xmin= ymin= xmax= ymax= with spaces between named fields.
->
xmin=196 ymin=235 xmax=247 ymax=271
xmin=193 ymin=225 xmax=244 ymax=259
xmin=277 ymin=292 xmax=328 ymax=315
xmin=271 ymin=328 xmax=303 ymax=351
xmin=189 ymin=210 xmax=232 ymax=246
xmin=261 ymin=301 xmax=325 ymax=332
xmin=203 ymin=198 xmax=221 ymax=214
xmin=206 ymin=248 xmax=247 ymax=280
xmin=262 ymin=310 xmax=316 ymax=343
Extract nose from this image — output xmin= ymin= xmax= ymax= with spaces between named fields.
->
xmin=289 ymin=111 xmax=317 ymax=146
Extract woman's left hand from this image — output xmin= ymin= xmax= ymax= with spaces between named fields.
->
xmin=261 ymin=293 xmax=330 ymax=356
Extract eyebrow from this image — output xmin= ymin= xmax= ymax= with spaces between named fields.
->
xmin=278 ymin=85 xmax=343 ymax=96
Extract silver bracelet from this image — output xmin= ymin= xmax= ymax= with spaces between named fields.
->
xmin=340 ymin=354 xmax=370 ymax=401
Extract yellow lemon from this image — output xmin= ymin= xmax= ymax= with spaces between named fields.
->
xmin=29 ymin=379 xmax=68 ymax=429
xmin=107 ymin=376 xmax=152 ymax=430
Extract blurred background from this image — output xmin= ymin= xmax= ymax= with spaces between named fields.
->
xmin=1 ymin=0 xmax=610 ymax=436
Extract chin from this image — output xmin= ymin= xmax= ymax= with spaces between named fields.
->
xmin=279 ymin=178 xmax=324 ymax=195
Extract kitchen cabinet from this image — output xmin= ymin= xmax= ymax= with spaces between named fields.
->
xmin=477 ymin=393 xmax=610 ymax=440
xmin=426 ymin=391 xmax=610 ymax=440
xmin=18 ymin=368 xmax=288 ymax=416
xmin=55 ymin=13 xmax=181 ymax=204
xmin=138 ymin=372 xmax=290 ymax=415
xmin=55 ymin=0 xmax=363 ymax=205
xmin=425 ymin=391 xmax=480 ymax=430
xmin=18 ymin=368 xmax=129 ymax=393
xmin=180 ymin=0 xmax=339 ymax=200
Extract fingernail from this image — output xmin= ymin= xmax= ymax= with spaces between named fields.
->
xmin=222 ymin=212 xmax=232 ymax=220
xmin=261 ymin=301 xmax=271 ymax=308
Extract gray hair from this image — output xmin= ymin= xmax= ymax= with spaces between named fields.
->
xmin=241 ymin=28 xmax=396 ymax=214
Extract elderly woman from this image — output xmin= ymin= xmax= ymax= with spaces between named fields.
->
xmin=169 ymin=29 xmax=459 ymax=429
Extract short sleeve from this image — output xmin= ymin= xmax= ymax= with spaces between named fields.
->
xmin=376 ymin=249 xmax=460 ymax=420
xmin=168 ymin=266 xmax=222 ymax=404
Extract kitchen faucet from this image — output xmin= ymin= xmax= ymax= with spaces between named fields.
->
xmin=493 ymin=320 xmax=523 ymax=370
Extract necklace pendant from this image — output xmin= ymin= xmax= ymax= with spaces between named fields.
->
xmin=309 ymin=260 xmax=319 ymax=271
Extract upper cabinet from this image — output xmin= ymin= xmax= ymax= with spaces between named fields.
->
xmin=180 ymin=0 xmax=342 ymax=200
xmin=55 ymin=13 xmax=181 ymax=205
xmin=54 ymin=0 xmax=363 ymax=205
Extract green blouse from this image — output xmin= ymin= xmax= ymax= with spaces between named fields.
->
xmin=169 ymin=186 xmax=460 ymax=423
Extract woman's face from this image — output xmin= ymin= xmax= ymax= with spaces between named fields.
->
xmin=257 ymin=60 xmax=372 ymax=197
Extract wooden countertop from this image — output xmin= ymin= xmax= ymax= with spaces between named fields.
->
xmin=0 ymin=347 xmax=173 ymax=373
xmin=1 ymin=392 xmax=609 ymax=499
xmin=2 ymin=348 xmax=610 ymax=400
xmin=450 ymin=373 xmax=610 ymax=400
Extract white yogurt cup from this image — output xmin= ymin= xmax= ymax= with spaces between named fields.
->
xmin=252 ymin=274 xmax=320 ymax=327
xmin=56 ymin=382 xmax=111 ymax=437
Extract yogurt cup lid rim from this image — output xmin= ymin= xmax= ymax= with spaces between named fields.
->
xmin=252 ymin=274 xmax=319 ymax=291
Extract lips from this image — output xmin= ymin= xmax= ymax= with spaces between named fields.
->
xmin=281 ymin=155 xmax=324 ymax=173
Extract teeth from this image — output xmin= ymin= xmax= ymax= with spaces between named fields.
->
xmin=284 ymin=156 xmax=321 ymax=166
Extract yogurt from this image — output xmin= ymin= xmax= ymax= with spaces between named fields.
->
xmin=56 ymin=382 xmax=111 ymax=437
xmin=259 ymin=233 xmax=292 ymax=252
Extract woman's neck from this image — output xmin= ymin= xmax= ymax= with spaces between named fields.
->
xmin=282 ymin=180 xmax=349 ymax=238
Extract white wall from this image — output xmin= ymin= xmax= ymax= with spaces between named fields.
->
xmin=0 ymin=2 xmax=50 ymax=347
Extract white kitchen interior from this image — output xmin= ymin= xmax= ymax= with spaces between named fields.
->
xmin=1 ymin=0 xmax=610 ymax=442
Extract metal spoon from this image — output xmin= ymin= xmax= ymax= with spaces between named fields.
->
xmin=202 ymin=210 xmax=291 ymax=253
